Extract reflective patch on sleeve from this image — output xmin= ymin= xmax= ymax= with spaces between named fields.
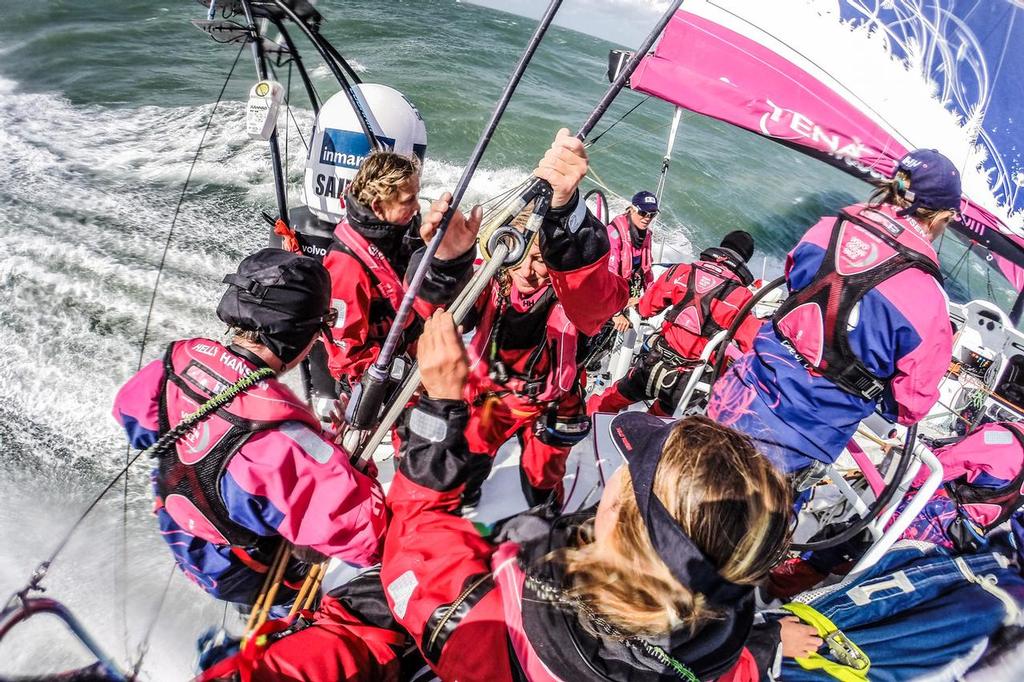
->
xmin=566 ymin=196 xmax=587 ymax=234
xmin=387 ymin=569 xmax=419 ymax=619
xmin=409 ymin=408 xmax=448 ymax=443
xmin=330 ymin=298 xmax=346 ymax=328
xmin=279 ymin=421 xmax=334 ymax=464
xmin=984 ymin=429 xmax=1015 ymax=446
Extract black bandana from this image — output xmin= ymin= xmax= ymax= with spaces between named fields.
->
xmin=609 ymin=411 xmax=753 ymax=608
xmin=217 ymin=249 xmax=332 ymax=364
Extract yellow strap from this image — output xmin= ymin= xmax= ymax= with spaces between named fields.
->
xmin=782 ymin=603 xmax=871 ymax=682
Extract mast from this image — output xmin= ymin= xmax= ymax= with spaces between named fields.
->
xmin=655 ymin=106 xmax=683 ymax=262
xmin=239 ymin=0 xmax=290 ymax=224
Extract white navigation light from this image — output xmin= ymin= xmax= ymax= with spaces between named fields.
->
xmin=304 ymin=84 xmax=428 ymax=223
xmin=246 ymin=80 xmax=284 ymax=140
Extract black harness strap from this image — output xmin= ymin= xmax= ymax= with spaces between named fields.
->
xmin=665 ymin=261 xmax=743 ymax=339
xmin=771 ymin=209 xmax=942 ymax=401
xmin=488 ymin=287 xmax=558 ymax=399
xmin=155 ymin=343 xmax=286 ymax=548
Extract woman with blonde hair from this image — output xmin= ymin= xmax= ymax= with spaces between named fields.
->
xmin=320 ymin=150 xmax=480 ymax=391
xmin=380 ymin=311 xmax=814 ymax=682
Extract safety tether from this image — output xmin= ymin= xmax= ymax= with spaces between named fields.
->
xmin=781 ymin=602 xmax=871 ymax=681
xmin=2 ymin=364 xmax=274 ymax=659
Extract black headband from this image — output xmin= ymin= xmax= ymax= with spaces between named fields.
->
xmin=627 ymin=428 xmax=752 ymax=608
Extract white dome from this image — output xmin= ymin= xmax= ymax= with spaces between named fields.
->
xmin=303 ymin=84 xmax=427 ymax=222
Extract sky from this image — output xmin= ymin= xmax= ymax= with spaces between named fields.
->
xmin=466 ymin=0 xmax=667 ymax=47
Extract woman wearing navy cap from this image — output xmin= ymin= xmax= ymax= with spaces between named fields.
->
xmin=378 ymin=311 xmax=809 ymax=682
xmin=709 ymin=149 xmax=960 ymax=479
xmin=606 ymin=190 xmax=659 ymax=331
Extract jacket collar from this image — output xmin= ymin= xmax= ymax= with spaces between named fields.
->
xmin=700 ymin=247 xmax=754 ymax=286
xmin=510 ymin=510 xmax=754 ymax=681
xmin=343 ymin=193 xmax=416 ymax=241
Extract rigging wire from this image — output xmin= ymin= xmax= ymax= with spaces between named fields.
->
xmin=585 ymin=96 xmax=649 ymax=148
xmin=129 ymin=564 xmax=176 ymax=676
xmin=107 ymin=41 xmax=245 ymax=673
xmin=943 ymin=240 xmax=974 ymax=281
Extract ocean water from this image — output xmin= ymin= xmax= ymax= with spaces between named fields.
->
xmin=0 ymin=0 xmax=1014 ymax=678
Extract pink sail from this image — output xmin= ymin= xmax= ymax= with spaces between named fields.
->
xmin=631 ymin=10 xmax=1024 ymax=291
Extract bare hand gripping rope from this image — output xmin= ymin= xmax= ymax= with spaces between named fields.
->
xmin=352 ymin=0 xmax=686 ymax=465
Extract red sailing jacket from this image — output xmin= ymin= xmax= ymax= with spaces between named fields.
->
xmin=640 ymin=247 xmax=760 ymax=360
xmin=321 ymin=195 xmax=474 ymax=382
xmin=380 ymin=397 xmax=767 ymax=682
xmin=462 ymin=190 xmax=630 ymax=403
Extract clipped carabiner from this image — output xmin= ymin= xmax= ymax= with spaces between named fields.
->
xmin=824 ymin=629 xmax=870 ymax=671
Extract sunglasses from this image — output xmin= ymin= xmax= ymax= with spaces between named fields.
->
xmin=636 ymin=209 xmax=659 ymax=219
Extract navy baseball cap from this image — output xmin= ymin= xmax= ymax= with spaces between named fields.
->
xmin=608 ymin=412 xmax=752 ymax=608
xmin=631 ymin=191 xmax=659 ymax=213
xmin=895 ymin=149 xmax=962 ymax=216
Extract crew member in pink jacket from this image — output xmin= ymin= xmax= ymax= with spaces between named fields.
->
xmin=113 ymin=249 xmax=386 ymax=606
xmin=709 ymin=150 xmax=959 ymax=477
xmin=605 ymin=190 xmax=657 ymax=331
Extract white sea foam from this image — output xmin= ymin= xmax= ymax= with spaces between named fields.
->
xmin=0 ymin=83 xmax=267 ymax=679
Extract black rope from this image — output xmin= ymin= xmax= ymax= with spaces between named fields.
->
xmin=585 ymin=96 xmax=649 ymax=148
xmin=284 ymin=61 xmax=291 ymax=181
xmin=14 ymin=365 xmax=275 ymax=605
xmin=268 ymin=60 xmax=310 ymax=156
xmin=135 ymin=42 xmax=245 ymax=371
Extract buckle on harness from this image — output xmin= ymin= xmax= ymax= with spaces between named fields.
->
xmin=824 ymin=630 xmax=870 ymax=671
xmin=652 ymin=335 xmax=689 ymax=368
xmin=519 ymin=380 xmax=544 ymax=398
xmin=833 ymin=364 xmax=886 ymax=401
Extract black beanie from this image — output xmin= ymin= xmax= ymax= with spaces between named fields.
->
xmin=217 ymin=248 xmax=332 ymax=365
xmin=720 ymin=230 xmax=755 ymax=263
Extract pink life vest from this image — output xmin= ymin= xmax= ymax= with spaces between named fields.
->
xmin=467 ymin=283 xmax=579 ymax=403
xmin=772 ymin=204 xmax=942 ymax=401
xmin=155 ymin=339 xmax=320 ymax=547
xmin=934 ymin=423 xmax=1024 ymax=531
xmin=607 ymin=213 xmax=653 ymax=291
xmin=493 ymin=542 xmax=567 ymax=682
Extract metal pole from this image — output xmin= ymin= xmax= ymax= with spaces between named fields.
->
xmin=240 ymin=0 xmax=290 ymax=223
xmin=267 ymin=17 xmax=322 ymax=115
xmin=354 ymin=242 xmax=512 ymax=466
xmin=574 ymin=0 xmax=682 ymax=142
xmin=655 ymin=106 xmax=682 ymax=262
xmin=352 ymin=0 xmax=684 ymax=452
xmin=268 ymin=0 xmax=382 ymax=150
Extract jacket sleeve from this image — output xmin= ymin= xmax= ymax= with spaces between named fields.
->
xmin=723 ymin=287 xmax=760 ymax=353
xmin=405 ymin=245 xmax=476 ymax=319
xmin=539 ymin=191 xmax=629 ymax=335
xmin=112 ymin=358 xmax=165 ymax=450
xmin=322 ymin=249 xmax=380 ymax=381
xmin=889 ymin=276 xmax=953 ymax=424
xmin=638 ymin=263 xmax=690 ymax=318
xmin=220 ymin=423 xmax=387 ymax=567
xmin=380 ymin=397 xmax=508 ymax=673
